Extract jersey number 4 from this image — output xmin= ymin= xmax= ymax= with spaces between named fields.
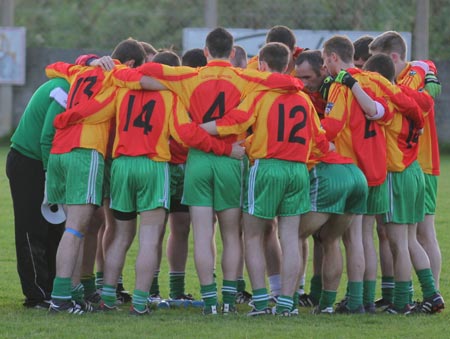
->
xmin=203 ymin=92 xmax=225 ymax=123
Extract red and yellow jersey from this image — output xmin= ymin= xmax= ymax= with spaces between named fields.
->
xmin=169 ymin=138 xmax=188 ymax=164
xmin=396 ymin=62 xmax=440 ymax=175
xmin=212 ymin=75 xmax=328 ymax=163
xmin=307 ymin=150 xmax=355 ymax=170
xmin=113 ymin=88 xmax=232 ymax=161
xmin=321 ymin=69 xmax=396 ymax=186
xmin=396 ymin=62 xmax=426 ymax=90
xmin=417 ymin=106 xmax=440 ymax=175
xmin=45 ymin=60 xmax=142 ymax=157
xmin=125 ymin=60 xmax=295 ymax=146
xmin=113 ymin=88 xmax=175 ymax=161
xmin=247 ymin=55 xmax=258 ymax=70
xmin=378 ymin=83 xmax=427 ymax=172
xmin=384 ymin=89 xmax=423 ymax=172
xmin=303 ymin=89 xmax=326 ymax=119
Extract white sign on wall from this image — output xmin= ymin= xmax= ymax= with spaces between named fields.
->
xmin=183 ymin=28 xmax=412 ymax=59
xmin=0 ymin=27 xmax=26 ymax=85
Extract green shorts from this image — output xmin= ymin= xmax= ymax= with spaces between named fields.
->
xmin=110 ymin=156 xmax=170 ymax=213
xmin=309 ymin=162 xmax=368 ymax=215
xmin=243 ymin=158 xmax=310 ymax=219
xmin=47 ymin=148 xmax=104 ymax=206
xmin=366 ymin=180 xmax=389 ymax=215
xmin=182 ymin=148 xmax=246 ymax=211
xmin=383 ymin=161 xmax=425 ymax=224
xmin=169 ymin=163 xmax=189 ymax=213
xmin=103 ymin=157 xmax=113 ymax=199
xmin=423 ymin=173 xmax=438 ymax=215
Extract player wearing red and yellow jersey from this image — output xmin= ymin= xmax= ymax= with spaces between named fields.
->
xmin=321 ymin=35 xmax=396 ymax=314
xmin=200 ymin=42 xmax=329 ymax=316
xmin=45 ymin=38 xmax=147 ymax=314
xmin=321 ymin=67 xmax=395 ymax=187
xmin=99 ymin=50 xmax=243 ymax=315
xmin=46 ymin=59 xmax=143 ymax=159
xmin=369 ymin=31 xmax=443 ymax=314
xmin=112 ymin=28 xmax=290 ymax=314
xmin=337 ymin=52 xmax=426 ymax=312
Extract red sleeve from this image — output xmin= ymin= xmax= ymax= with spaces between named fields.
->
xmin=214 ymin=91 xmax=264 ymax=136
xmin=169 ymin=97 xmax=232 ymax=156
xmin=391 ymin=86 xmax=425 ymax=129
xmin=398 ymin=84 xmax=433 ymax=113
xmin=75 ymin=54 xmax=99 ymax=66
xmin=176 ymin=123 xmax=232 ymax=156
xmin=423 ymin=60 xmax=437 ymax=74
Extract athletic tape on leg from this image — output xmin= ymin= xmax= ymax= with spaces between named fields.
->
xmin=65 ymin=227 xmax=84 ymax=239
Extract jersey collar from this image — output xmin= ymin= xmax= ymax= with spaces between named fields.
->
xmin=207 ymin=59 xmax=232 ymax=67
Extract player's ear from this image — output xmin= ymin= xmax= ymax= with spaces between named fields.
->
xmin=230 ymin=47 xmax=236 ymax=59
xmin=258 ymin=60 xmax=268 ymax=72
xmin=331 ymin=52 xmax=339 ymax=62
xmin=203 ymin=47 xmax=210 ymax=58
xmin=390 ymin=52 xmax=400 ymax=63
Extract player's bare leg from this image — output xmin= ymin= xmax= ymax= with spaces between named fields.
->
xmin=362 ymin=214 xmax=377 ymax=311
xmin=339 ymin=214 xmax=365 ymax=312
xmin=417 ymin=215 xmax=441 ymax=290
xmin=274 ymin=215 xmax=301 ymax=315
xmin=376 ymin=217 xmax=394 ymax=307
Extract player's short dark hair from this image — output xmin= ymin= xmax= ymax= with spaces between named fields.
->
xmin=205 ymin=27 xmax=234 ymax=58
xmin=152 ymin=50 xmax=180 ymax=67
xmin=231 ymin=45 xmax=247 ymax=68
xmin=140 ymin=41 xmax=157 ymax=57
xmin=369 ymin=31 xmax=407 ymax=60
xmin=111 ymin=38 xmax=146 ymax=67
xmin=363 ymin=54 xmax=395 ymax=83
xmin=323 ymin=35 xmax=354 ymax=63
xmin=266 ymin=25 xmax=296 ymax=52
xmin=353 ymin=35 xmax=374 ymax=62
xmin=259 ymin=42 xmax=290 ymax=73
xmin=295 ymin=49 xmax=323 ymax=77
xmin=182 ymin=48 xmax=207 ymax=67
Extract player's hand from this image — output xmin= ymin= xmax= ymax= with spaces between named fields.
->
xmin=42 ymin=171 xmax=48 ymax=205
xmin=424 ymin=72 xmax=441 ymax=98
xmin=319 ymin=76 xmax=334 ymax=100
xmin=90 ymin=56 xmax=115 ymax=71
xmin=230 ymin=140 xmax=246 ymax=160
xmin=334 ymin=70 xmax=357 ymax=89
xmin=328 ymin=142 xmax=336 ymax=152
xmin=365 ymin=113 xmax=381 ymax=121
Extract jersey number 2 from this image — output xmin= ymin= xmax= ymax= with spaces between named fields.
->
xmin=277 ymin=104 xmax=307 ymax=144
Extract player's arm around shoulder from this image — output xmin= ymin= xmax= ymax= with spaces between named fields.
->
xmin=45 ymin=61 xmax=83 ymax=82
xmin=168 ymin=96 xmax=234 ymax=157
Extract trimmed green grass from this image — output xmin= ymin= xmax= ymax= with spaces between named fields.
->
xmin=0 ymin=146 xmax=449 ymax=339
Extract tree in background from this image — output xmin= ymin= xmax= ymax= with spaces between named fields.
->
xmin=13 ymin=0 xmax=450 ymax=60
